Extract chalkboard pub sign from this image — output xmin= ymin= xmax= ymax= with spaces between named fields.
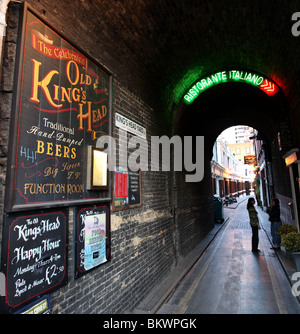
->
xmin=5 ymin=3 xmax=112 ymax=211
xmin=1 ymin=209 xmax=68 ymax=313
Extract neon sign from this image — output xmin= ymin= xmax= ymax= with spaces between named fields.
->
xmin=183 ymin=70 xmax=279 ymax=104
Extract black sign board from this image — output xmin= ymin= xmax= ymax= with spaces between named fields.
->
xmin=113 ymin=167 xmax=142 ymax=211
xmin=1 ymin=208 xmax=68 ymax=312
xmin=74 ymin=204 xmax=110 ymax=279
xmin=128 ymin=170 xmax=142 ymax=206
xmin=6 ymin=5 xmax=112 ymax=211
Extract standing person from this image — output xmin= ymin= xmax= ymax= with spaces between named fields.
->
xmin=247 ymin=197 xmax=261 ymax=252
xmin=267 ymin=198 xmax=282 ymax=250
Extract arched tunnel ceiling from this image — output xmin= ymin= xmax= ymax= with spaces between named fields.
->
xmin=175 ymin=82 xmax=285 ymax=155
xmin=29 ymin=0 xmax=300 ymax=114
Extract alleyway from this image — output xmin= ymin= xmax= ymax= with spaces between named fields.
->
xmin=3 ymin=0 xmax=300 ymax=315
xmin=156 ymin=198 xmax=300 ymax=314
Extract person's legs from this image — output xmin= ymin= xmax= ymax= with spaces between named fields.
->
xmin=271 ymin=222 xmax=276 ymax=245
xmin=273 ymin=222 xmax=282 ymax=247
xmin=251 ymin=226 xmax=259 ymax=251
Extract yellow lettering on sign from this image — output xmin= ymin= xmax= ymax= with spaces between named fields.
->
xmin=29 ymin=59 xmax=61 ymax=108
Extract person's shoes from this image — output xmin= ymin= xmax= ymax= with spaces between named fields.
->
xmin=252 ymin=249 xmax=261 ymax=252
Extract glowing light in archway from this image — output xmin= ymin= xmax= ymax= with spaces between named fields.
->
xmin=183 ymin=69 xmax=280 ymax=104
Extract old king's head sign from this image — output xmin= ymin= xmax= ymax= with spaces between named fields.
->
xmin=7 ymin=8 xmax=111 ymax=210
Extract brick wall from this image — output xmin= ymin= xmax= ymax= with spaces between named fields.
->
xmin=176 ymin=159 xmax=214 ymax=259
xmin=0 ymin=1 xmax=19 ymax=264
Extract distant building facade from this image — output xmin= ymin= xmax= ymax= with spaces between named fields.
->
xmin=227 ymin=141 xmax=255 ymax=163
xmin=211 ymin=136 xmax=255 ymax=198
xmin=234 ymin=126 xmax=254 ymax=143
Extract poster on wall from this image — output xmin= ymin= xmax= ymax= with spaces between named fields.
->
xmin=6 ymin=5 xmax=112 ymax=211
xmin=1 ymin=208 xmax=68 ymax=313
xmin=74 ymin=204 xmax=110 ymax=278
xmin=113 ymin=167 xmax=142 ymax=211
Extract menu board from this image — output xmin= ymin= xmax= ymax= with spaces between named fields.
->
xmin=75 ymin=204 xmax=110 ymax=278
xmin=6 ymin=7 xmax=111 ymax=210
xmin=1 ymin=209 xmax=68 ymax=312
xmin=113 ymin=167 xmax=141 ymax=211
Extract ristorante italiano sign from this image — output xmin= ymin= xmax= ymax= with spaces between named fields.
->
xmin=183 ymin=69 xmax=279 ymax=104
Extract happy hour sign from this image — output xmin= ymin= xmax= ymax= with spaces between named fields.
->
xmin=1 ymin=209 xmax=68 ymax=310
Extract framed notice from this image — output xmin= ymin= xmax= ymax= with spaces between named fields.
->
xmin=5 ymin=4 xmax=112 ymax=211
xmin=1 ymin=208 xmax=68 ymax=313
xmin=113 ymin=167 xmax=142 ymax=211
xmin=86 ymin=146 xmax=108 ymax=190
xmin=13 ymin=295 xmax=51 ymax=314
xmin=74 ymin=204 xmax=110 ymax=278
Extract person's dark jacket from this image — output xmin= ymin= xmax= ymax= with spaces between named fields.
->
xmin=268 ymin=206 xmax=281 ymax=222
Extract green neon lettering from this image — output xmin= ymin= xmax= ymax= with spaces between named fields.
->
xmin=192 ymin=85 xmax=199 ymax=93
xmin=256 ymin=77 xmax=264 ymax=85
xmin=230 ymin=70 xmax=236 ymax=79
xmin=190 ymin=87 xmax=197 ymax=96
xmin=196 ymin=82 xmax=203 ymax=91
xmin=251 ymin=74 xmax=258 ymax=84
xmin=201 ymin=79 xmax=208 ymax=88
xmin=221 ymin=71 xmax=227 ymax=81
xmin=183 ymin=70 xmax=276 ymax=104
xmin=184 ymin=94 xmax=193 ymax=102
xmin=211 ymin=74 xmax=219 ymax=83
xmin=246 ymin=73 xmax=252 ymax=81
